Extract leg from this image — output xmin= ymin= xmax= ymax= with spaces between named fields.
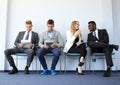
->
xmin=24 ymin=49 xmax=34 ymax=67
xmin=23 ymin=48 xmax=34 ymax=74
xmin=103 ymin=47 xmax=113 ymax=67
xmin=88 ymin=41 xmax=108 ymax=48
xmin=68 ymin=43 xmax=87 ymax=74
xmin=91 ymin=46 xmax=113 ymax=77
xmin=4 ymin=48 xmax=22 ymax=74
xmin=50 ymin=48 xmax=61 ymax=70
xmin=37 ymin=48 xmax=49 ymax=70
xmin=103 ymin=47 xmax=113 ymax=77
xmin=4 ymin=48 xmax=21 ymax=68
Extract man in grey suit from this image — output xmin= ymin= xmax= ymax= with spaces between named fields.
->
xmin=4 ymin=20 xmax=39 ymax=74
xmin=37 ymin=19 xmax=64 ymax=75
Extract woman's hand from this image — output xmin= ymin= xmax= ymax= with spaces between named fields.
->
xmin=74 ymin=30 xmax=81 ymax=37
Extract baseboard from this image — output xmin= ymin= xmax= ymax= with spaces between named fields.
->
xmin=2 ymin=70 xmax=120 ymax=72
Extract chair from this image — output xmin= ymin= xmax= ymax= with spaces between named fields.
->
xmin=64 ymin=53 xmax=87 ymax=72
xmin=14 ymin=53 xmax=37 ymax=71
xmin=91 ymin=52 xmax=117 ymax=73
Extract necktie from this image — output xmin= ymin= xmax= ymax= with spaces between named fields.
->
xmin=25 ymin=31 xmax=29 ymax=40
xmin=93 ymin=31 xmax=98 ymax=39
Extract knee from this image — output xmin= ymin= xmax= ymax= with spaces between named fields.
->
xmin=4 ymin=49 xmax=10 ymax=56
xmin=37 ymin=49 xmax=44 ymax=57
xmin=28 ymin=49 xmax=34 ymax=55
xmin=53 ymin=50 xmax=61 ymax=57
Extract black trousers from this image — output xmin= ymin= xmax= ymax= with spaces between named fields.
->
xmin=88 ymin=41 xmax=114 ymax=67
xmin=4 ymin=47 xmax=34 ymax=68
xmin=68 ymin=43 xmax=87 ymax=59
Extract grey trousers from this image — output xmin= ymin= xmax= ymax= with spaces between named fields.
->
xmin=4 ymin=47 xmax=34 ymax=68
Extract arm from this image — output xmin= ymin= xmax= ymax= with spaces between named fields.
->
xmin=14 ymin=32 xmax=21 ymax=47
xmin=101 ymin=29 xmax=109 ymax=44
xmin=33 ymin=33 xmax=39 ymax=48
xmin=66 ymin=31 xmax=76 ymax=44
xmin=87 ymin=33 xmax=95 ymax=47
xmin=39 ymin=32 xmax=45 ymax=48
xmin=56 ymin=32 xmax=64 ymax=48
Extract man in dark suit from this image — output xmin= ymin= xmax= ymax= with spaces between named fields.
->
xmin=87 ymin=21 xmax=119 ymax=77
xmin=4 ymin=20 xmax=39 ymax=74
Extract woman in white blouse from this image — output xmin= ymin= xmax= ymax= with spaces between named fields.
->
xmin=63 ymin=21 xmax=87 ymax=75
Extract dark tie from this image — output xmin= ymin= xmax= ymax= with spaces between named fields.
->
xmin=93 ymin=31 xmax=98 ymax=40
xmin=25 ymin=31 xmax=29 ymax=40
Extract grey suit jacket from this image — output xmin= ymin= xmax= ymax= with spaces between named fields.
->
xmin=39 ymin=30 xmax=64 ymax=48
xmin=14 ymin=31 xmax=39 ymax=49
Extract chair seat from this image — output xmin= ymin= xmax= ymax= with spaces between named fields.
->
xmin=45 ymin=53 xmax=54 ymax=56
xmin=15 ymin=53 xmax=28 ymax=56
xmin=66 ymin=53 xmax=80 ymax=56
xmin=92 ymin=53 xmax=115 ymax=56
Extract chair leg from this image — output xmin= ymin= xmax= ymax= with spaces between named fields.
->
xmin=92 ymin=56 xmax=95 ymax=74
xmin=64 ymin=54 xmax=67 ymax=73
xmin=36 ymin=56 xmax=37 ymax=73
xmin=16 ymin=56 xmax=18 ymax=68
xmin=59 ymin=56 xmax=62 ymax=72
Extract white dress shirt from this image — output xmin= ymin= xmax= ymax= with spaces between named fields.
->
xmin=22 ymin=30 xmax=32 ymax=42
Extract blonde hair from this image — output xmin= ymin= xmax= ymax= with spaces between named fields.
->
xmin=70 ymin=21 xmax=82 ymax=40
xmin=70 ymin=21 xmax=79 ymax=35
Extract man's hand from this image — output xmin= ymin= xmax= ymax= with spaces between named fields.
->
xmin=43 ymin=45 xmax=49 ymax=49
xmin=29 ymin=43 xmax=33 ymax=48
xmin=51 ymin=43 xmax=57 ymax=48
xmin=18 ymin=43 xmax=23 ymax=48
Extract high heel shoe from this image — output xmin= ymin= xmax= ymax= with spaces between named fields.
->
xmin=76 ymin=68 xmax=84 ymax=75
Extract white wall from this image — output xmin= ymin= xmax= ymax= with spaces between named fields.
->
xmin=0 ymin=0 xmax=8 ymax=70
xmin=0 ymin=0 xmax=117 ymax=70
xmin=112 ymin=0 xmax=120 ymax=70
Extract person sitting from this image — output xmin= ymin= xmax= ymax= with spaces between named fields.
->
xmin=87 ymin=21 xmax=119 ymax=77
xmin=37 ymin=19 xmax=64 ymax=75
xmin=4 ymin=20 xmax=39 ymax=74
xmin=63 ymin=21 xmax=87 ymax=75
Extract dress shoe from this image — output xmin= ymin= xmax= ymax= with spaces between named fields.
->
xmin=24 ymin=66 xmax=29 ymax=74
xmin=103 ymin=70 xmax=111 ymax=77
xmin=41 ymin=69 xmax=49 ymax=75
xmin=76 ymin=68 xmax=84 ymax=75
xmin=8 ymin=68 xmax=18 ymax=74
xmin=50 ymin=70 xmax=57 ymax=75
xmin=113 ymin=45 xmax=119 ymax=51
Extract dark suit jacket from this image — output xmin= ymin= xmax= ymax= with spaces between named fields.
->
xmin=87 ymin=29 xmax=109 ymax=47
xmin=14 ymin=31 xmax=39 ymax=50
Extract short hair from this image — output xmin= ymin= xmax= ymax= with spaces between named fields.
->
xmin=88 ymin=21 xmax=96 ymax=26
xmin=47 ymin=19 xmax=54 ymax=25
xmin=25 ymin=20 xmax=32 ymax=25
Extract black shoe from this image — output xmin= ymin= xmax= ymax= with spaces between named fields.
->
xmin=103 ymin=70 xmax=111 ymax=77
xmin=24 ymin=66 xmax=29 ymax=74
xmin=76 ymin=68 xmax=84 ymax=75
xmin=113 ymin=45 xmax=119 ymax=51
xmin=8 ymin=68 xmax=18 ymax=74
